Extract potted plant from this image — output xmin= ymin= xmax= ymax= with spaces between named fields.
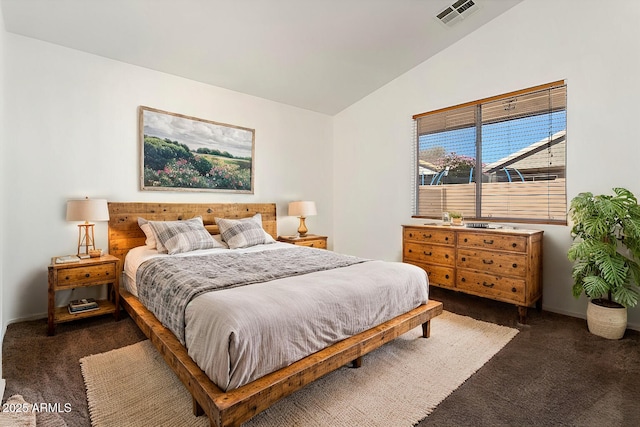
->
xmin=567 ymin=187 xmax=640 ymax=339
xmin=449 ymin=211 xmax=463 ymax=226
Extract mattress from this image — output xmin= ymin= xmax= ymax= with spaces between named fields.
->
xmin=124 ymin=243 xmax=429 ymax=391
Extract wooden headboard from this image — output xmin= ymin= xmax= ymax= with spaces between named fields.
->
xmin=107 ymin=202 xmax=277 ymax=268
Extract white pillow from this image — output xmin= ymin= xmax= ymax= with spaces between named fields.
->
xmin=138 ymin=217 xmax=159 ymax=249
xmin=147 ymin=216 xmax=226 ymax=255
xmin=216 ymin=213 xmax=276 ymax=249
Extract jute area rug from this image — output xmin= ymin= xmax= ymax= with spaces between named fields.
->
xmin=0 ymin=395 xmax=36 ymax=427
xmin=81 ymin=311 xmax=518 ymax=427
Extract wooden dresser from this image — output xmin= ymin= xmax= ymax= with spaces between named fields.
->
xmin=403 ymin=224 xmax=543 ymax=323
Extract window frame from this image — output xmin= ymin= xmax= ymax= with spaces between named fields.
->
xmin=412 ymin=80 xmax=567 ymax=225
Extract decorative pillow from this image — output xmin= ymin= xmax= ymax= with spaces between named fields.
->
xmin=148 ymin=216 xmax=225 ymax=255
xmin=138 ymin=217 xmax=158 ymax=249
xmin=216 ymin=213 xmax=276 ymax=249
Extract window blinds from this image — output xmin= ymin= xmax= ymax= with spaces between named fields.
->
xmin=414 ymin=81 xmax=567 ymax=224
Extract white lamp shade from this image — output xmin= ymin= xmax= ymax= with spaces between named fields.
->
xmin=288 ymin=201 xmax=317 ymax=217
xmin=66 ymin=198 xmax=110 ymax=222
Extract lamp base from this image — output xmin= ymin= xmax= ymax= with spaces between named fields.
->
xmin=297 ymin=217 xmax=308 ymax=237
xmin=77 ymin=223 xmax=97 ymax=256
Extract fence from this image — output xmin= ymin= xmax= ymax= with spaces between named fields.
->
xmin=417 ymin=178 xmax=566 ymax=221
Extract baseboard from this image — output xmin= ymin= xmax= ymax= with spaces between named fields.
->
xmin=544 ymin=306 xmax=640 ymax=332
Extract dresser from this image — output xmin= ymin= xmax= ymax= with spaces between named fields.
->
xmin=402 ymin=225 xmax=543 ymax=323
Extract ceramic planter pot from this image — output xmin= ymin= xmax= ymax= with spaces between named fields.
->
xmin=586 ymin=299 xmax=627 ymax=340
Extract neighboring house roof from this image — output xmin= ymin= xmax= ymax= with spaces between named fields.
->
xmin=483 ymin=130 xmax=566 ymax=173
xmin=418 ymin=160 xmax=438 ymax=175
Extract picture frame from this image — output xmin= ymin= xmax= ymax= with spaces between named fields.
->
xmin=139 ymin=106 xmax=255 ymax=193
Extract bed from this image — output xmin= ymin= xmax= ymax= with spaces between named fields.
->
xmin=108 ymin=202 xmax=443 ymax=427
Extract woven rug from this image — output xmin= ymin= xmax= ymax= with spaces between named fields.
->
xmin=80 ymin=311 xmax=518 ymax=427
xmin=0 ymin=395 xmax=36 ymax=427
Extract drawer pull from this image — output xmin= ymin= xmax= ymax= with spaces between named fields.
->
xmin=512 ymin=243 xmax=517 ymax=248
xmin=445 ymin=254 xmax=449 ymax=259
xmin=483 ymin=282 xmax=495 ymax=288
xmin=409 ymin=233 xmax=414 ymax=238
xmin=408 ymin=249 xmax=413 ymax=253
xmin=461 ymin=277 xmax=466 ymax=282
xmin=85 ymin=273 xmax=90 ymax=278
xmin=483 ymin=259 xmax=494 ymax=265
xmin=464 ymin=238 xmax=468 ymax=242
xmin=512 ymin=263 xmax=518 ymax=268
xmin=423 ymin=234 xmax=432 ymax=239
xmin=445 ymin=274 xmax=450 ymax=279
xmin=461 ymin=257 xmax=466 ymax=262
xmin=483 ymin=239 xmax=494 ymax=244
xmin=512 ymin=287 xmax=517 ymax=292
xmin=310 ymin=243 xmax=315 ymax=247
xmin=445 ymin=237 xmax=449 ymax=241
xmin=65 ymin=276 xmax=70 ymax=281
xmin=423 ymin=251 xmax=432 ymax=256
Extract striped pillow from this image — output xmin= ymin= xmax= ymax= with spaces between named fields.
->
xmin=216 ymin=213 xmax=275 ymax=249
xmin=148 ymin=216 xmax=224 ymax=254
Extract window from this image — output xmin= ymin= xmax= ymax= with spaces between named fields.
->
xmin=413 ymin=81 xmax=567 ymax=224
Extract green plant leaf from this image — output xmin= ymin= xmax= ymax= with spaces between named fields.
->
xmin=582 ymin=275 xmax=610 ymax=299
xmin=568 ymin=187 xmax=640 ymax=307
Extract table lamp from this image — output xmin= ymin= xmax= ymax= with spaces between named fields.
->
xmin=288 ymin=201 xmax=317 ymax=237
xmin=66 ymin=197 xmax=110 ymax=256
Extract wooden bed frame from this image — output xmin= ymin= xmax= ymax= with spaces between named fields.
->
xmin=108 ymin=202 xmax=443 ymax=427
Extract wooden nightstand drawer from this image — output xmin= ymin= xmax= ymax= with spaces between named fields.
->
xmin=277 ymin=235 xmax=328 ymax=249
xmin=403 ymin=227 xmax=454 ymax=246
xmin=291 ymin=239 xmax=326 ymax=249
xmin=458 ymin=232 xmax=527 ymax=253
xmin=56 ymin=263 xmax=117 ymax=289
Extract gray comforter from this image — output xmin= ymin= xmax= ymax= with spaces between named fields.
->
xmin=136 ymin=246 xmax=429 ymax=391
xmin=137 ymin=246 xmax=368 ymax=344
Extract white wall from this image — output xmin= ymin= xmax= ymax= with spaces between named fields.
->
xmin=3 ymin=0 xmax=640 ymax=334
xmin=333 ymin=0 xmax=640 ymax=329
xmin=0 ymin=3 xmax=7 ymax=380
xmin=1 ymin=34 xmax=333 ymax=324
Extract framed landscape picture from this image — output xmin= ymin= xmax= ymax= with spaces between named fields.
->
xmin=139 ymin=106 xmax=255 ymax=193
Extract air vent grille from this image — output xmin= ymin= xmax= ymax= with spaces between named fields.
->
xmin=437 ymin=0 xmax=480 ymax=27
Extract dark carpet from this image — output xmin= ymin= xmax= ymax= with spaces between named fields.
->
xmin=3 ymin=287 xmax=639 ymax=426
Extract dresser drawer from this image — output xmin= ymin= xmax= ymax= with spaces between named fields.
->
xmin=457 ymin=269 xmax=526 ymax=304
xmin=405 ymin=261 xmax=455 ymax=288
xmin=404 ymin=242 xmax=455 ymax=266
xmin=457 ymin=249 xmax=527 ymax=277
xmin=458 ymin=232 xmax=527 ymax=253
xmin=403 ymin=227 xmax=454 ymax=246
xmin=56 ymin=263 xmax=117 ymax=289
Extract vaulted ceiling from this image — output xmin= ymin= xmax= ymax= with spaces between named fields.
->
xmin=1 ymin=0 xmax=522 ymax=114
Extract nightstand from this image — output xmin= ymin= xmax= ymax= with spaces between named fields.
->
xmin=47 ymin=254 xmax=120 ymax=335
xmin=277 ymin=234 xmax=328 ymax=249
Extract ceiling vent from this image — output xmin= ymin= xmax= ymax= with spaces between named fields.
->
xmin=436 ymin=0 xmax=480 ymax=27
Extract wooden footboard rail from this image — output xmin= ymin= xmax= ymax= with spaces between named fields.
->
xmin=120 ymin=290 xmax=443 ymax=427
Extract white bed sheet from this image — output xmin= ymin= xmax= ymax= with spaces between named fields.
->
xmin=123 ymin=241 xmax=292 ymax=297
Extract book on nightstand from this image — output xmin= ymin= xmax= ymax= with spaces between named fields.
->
xmin=68 ymin=298 xmax=99 ymax=314
xmin=55 ymin=255 xmax=80 ymax=264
